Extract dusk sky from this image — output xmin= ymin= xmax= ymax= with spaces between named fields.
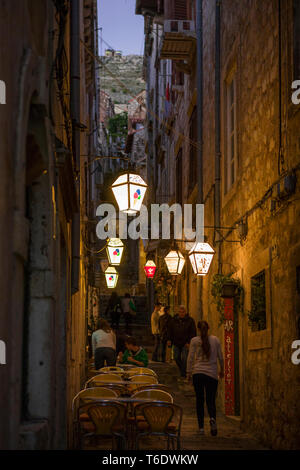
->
xmin=98 ymin=0 xmax=145 ymax=55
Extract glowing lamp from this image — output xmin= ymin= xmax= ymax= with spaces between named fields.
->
xmin=188 ymin=242 xmax=215 ymax=276
xmin=106 ymin=238 xmax=124 ymax=266
xmin=164 ymin=250 xmax=185 ymax=275
xmin=111 ymin=173 xmax=147 ymax=215
xmin=105 ymin=266 xmax=119 ymax=288
xmin=144 ymin=260 xmax=157 ymax=279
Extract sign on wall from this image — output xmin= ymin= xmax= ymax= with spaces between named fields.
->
xmin=224 ymin=297 xmax=235 ymax=415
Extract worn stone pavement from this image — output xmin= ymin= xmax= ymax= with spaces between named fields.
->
xmin=136 ymin=359 xmax=268 ymax=451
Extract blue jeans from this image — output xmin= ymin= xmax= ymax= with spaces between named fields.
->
xmin=173 ymin=345 xmax=189 ymax=377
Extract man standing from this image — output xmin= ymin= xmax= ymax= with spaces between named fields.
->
xmin=167 ymin=305 xmax=196 ymax=380
xmin=158 ymin=305 xmax=172 ymax=363
xmin=151 ymin=301 xmax=161 ymax=362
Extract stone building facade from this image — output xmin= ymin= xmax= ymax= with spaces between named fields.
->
xmin=137 ymin=0 xmax=300 ymax=449
xmin=0 ymin=0 xmax=100 ymax=449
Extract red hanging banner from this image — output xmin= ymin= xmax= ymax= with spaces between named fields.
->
xmin=224 ymin=297 xmax=235 ymax=415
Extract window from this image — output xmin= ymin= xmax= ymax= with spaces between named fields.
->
xmin=176 ymin=149 xmax=183 ymax=206
xmin=189 ymin=107 xmax=197 ymax=191
xmin=293 ymin=0 xmax=300 ymax=79
xmin=249 ymin=270 xmax=267 ymax=331
xmin=225 ymin=75 xmax=237 ymax=193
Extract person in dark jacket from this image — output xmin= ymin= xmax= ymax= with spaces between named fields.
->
xmin=105 ymin=292 xmax=123 ymax=330
xmin=167 ymin=305 xmax=197 ymax=380
xmin=158 ymin=305 xmax=172 ymax=362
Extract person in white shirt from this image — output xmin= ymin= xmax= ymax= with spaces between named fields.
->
xmin=92 ymin=319 xmax=116 ymax=370
xmin=151 ymin=302 xmax=162 ymax=361
xmin=187 ymin=320 xmax=224 ymax=436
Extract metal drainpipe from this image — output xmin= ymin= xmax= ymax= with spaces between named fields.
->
xmin=215 ymin=0 xmax=222 ymax=274
xmin=70 ymin=0 xmax=80 ymax=293
xmin=196 ymin=0 xmax=203 ymax=319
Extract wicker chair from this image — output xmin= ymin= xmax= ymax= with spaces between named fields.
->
xmin=85 ymin=373 xmax=122 ymax=388
xmin=100 ymin=366 xmax=124 ymax=373
xmin=133 ymin=384 xmax=170 ymax=393
xmin=128 ymin=374 xmax=158 ymax=392
xmin=127 ymin=367 xmax=158 ymax=378
xmin=72 ymin=388 xmax=118 ymax=448
xmin=133 ymin=402 xmax=183 ymax=450
xmin=132 ymin=389 xmax=173 ymax=403
xmin=77 ymin=401 xmax=127 ymax=450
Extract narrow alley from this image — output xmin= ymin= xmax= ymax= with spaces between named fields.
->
xmin=0 ymin=0 xmax=299 ymax=455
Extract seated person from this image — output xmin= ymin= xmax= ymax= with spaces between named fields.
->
xmin=118 ymin=336 xmax=149 ymax=367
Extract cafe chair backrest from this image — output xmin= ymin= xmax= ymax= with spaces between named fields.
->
xmin=135 ymin=402 xmax=174 ymax=433
xmin=132 ymin=389 xmax=173 ymax=403
xmin=100 ymin=366 xmax=123 ymax=373
xmin=134 ymin=384 xmax=170 ymax=393
xmin=78 ymin=401 xmax=126 ymax=436
xmin=128 ymin=367 xmax=157 ymax=378
xmin=91 ymin=373 xmax=121 ymax=382
xmin=130 ymin=374 xmax=158 ymax=384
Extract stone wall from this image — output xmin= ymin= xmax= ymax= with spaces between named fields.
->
xmin=0 ymin=0 xmax=98 ymax=449
xmin=142 ymin=0 xmax=300 ymax=449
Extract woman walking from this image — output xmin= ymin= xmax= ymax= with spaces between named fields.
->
xmin=186 ymin=321 xmax=224 ymax=436
xmin=92 ymin=319 xmax=116 ymax=370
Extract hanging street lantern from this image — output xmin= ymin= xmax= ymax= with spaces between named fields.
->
xmin=106 ymin=238 xmax=124 ymax=266
xmin=105 ymin=266 xmax=119 ymax=288
xmin=144 ymin=260 xmax=157 ymax=279
xmin=164 ymin=250 xmax=185 ymax=275
xmin=111 ymin=173 xmax=147 ymax=215
xmin=188 ymin=242 xmax=215 ymax=276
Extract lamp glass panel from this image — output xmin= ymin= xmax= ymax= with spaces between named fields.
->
xmin=178 ymin=257 xmax=185 ymax=274
xmin=107 ymin=245 xmax=124 ymax=265
xmin=112 ymin=174 xmax=128 ymax=186
xmin=189 ymin=254 xmax=197 ymax=274
xmin=129 ymin=174 xmax=147 ymax=185
xmin=112 ymin=184 xmax=129 ymax=212
xmin=189 ymin=242 xmax=215 ymax=254
xmin=165 ymin=251 xmax=181 ymax=274
xmin=129 ymin=183 xmax=147 ymax=212
xmin=194 ymin=253 xmax=214 ymax=275
xmin=144 ymin=260 xmax=156 ymax=278
xmin=105 ymin=273 xmax=118 ymax=288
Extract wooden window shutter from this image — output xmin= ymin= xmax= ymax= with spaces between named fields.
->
xmin=173 ymin=0 xmax=187 ymax=20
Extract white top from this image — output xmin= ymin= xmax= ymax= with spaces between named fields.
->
xmin=92 ymin=329 xmax=116 ymax=355
xmin=122 ymin=298 xmax=131 ymax=313
xmin=186 ymin=335 xmax=224 ymax=380
xmin=151 ymin=309 xmax=160 ymax=335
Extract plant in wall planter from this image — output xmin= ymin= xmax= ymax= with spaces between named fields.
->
xmin=211 ymin=273 xmax=244 ymax=326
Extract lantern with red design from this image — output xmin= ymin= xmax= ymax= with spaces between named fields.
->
xmin=111 ymin=173 xmax=147 ymax=215
xmin=144 ymin=260 xmax=157 ymax=279
xmin=106 ymin=238 xmax=124 ymax=266
xmin=105 ymin=266 xmax=119 ymax=288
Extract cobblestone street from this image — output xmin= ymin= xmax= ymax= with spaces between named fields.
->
xmin=138 ymin=360 xmax=268 ymax=451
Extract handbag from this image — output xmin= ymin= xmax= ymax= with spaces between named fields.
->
xmin=129 ymin=299 xmax=136 ymax=316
